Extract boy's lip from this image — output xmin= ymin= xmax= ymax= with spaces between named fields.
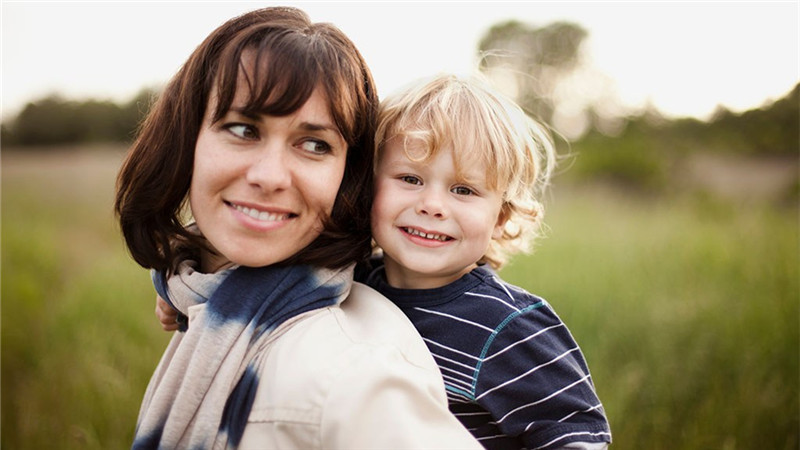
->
xmin=399 ymin=225 xmax=454 ymax=242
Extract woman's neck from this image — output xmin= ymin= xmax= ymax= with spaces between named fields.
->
xmin=199 ymin=248 xmax=235 ymax=273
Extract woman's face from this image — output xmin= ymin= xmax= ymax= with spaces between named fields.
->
xmin=190 ymin=85 xmax=348 ymax=271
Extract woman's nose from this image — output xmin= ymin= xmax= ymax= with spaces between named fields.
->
xmin=245 ymin=145 xmax=292 ymax=191
xmin=416 ymin=188 xmax=447 ymax=219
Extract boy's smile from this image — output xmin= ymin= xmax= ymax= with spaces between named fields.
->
xmin=371 ymin=137 xmax=506 ymax=289
xmin=401 ymin=226 xmax=454 ymax=244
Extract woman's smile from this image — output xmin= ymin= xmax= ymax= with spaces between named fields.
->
xmin=227 ymin=201 xmax=295 ymax=223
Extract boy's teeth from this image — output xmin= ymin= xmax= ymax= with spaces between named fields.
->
xmin=234 ymin=204 xmax=286 ymax=222
xmin=405 ymin=227 xmax=448 ymax=241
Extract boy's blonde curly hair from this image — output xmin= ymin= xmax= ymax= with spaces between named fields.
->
xmin=374 ymin=73 xmax=556 ymax=269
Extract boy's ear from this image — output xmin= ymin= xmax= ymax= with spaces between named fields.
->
xmin=492 ymin=206 xmax=510 ymax=240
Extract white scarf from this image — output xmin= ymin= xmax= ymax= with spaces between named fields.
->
xmin=132 ymin=260 xmax=353 ymax=449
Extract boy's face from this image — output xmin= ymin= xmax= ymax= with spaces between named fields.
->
xmin=371 ymin=137 xmax=506 ymax=289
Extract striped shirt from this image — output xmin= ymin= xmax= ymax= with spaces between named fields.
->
xmin=360 ymin=261 xmax=612 ymax=449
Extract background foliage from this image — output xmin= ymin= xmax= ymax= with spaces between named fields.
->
xmin=1 ymin=88 xmax=157 ymax=147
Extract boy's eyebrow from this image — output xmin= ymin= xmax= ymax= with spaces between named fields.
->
xmin=458 ymin=166 xmax=493 ymax=186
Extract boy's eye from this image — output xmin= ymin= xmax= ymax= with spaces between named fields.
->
xmin=400 ymin=175 xmax=422 ymax=185
xmin=452 ymin=186 xmax=475 ymax=196
xmin=225 ymin=123 xmax=258 ymax=140
xmin=299 ymin=139 xmax=332 ymax=155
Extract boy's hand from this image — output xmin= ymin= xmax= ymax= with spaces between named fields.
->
xmin=156 ymin=295 xmax=180 ymax=332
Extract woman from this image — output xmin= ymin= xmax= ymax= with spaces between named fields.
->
xmin=115 ymin=7 xmax=479 ymax=449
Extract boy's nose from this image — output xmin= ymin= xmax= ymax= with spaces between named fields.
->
xmin=416 ymin=189 xmax=447 ymax=219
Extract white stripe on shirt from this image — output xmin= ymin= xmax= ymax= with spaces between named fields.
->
xmin=431 ymin=351 xmax=479 ymax=373
xmin=441 ymin=372 xmax=475 ymax=391
xmin=498 ymin=374 xmax=592 ymax=423
xmin=482 ymin=323 xmax=566 ymax=362
xmin=423 ymin=337 xmax=482 ymax=361
xmin=415 ymin=307 xmax=495 ymax=332
xmin=477 ymin=347 xmax=582 ymax=400
xmin=464 ymin=291 xmax=519 ymax=312
xmin=558 ymin=403 xmax=605 ymax=423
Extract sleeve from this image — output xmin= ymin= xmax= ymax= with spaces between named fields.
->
xmin=474 ymin=304 xmax=612 ymax=449
xmin=321 ymin=343 xmax=483 ymax=450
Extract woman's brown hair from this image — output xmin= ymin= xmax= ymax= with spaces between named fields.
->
xmin=115 ymin=7 xmax=378 ymax=273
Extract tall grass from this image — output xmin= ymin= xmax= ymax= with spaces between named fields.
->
xmin=2 ymin=149 xmax=170 ymax=448
xmin=2 ymin=148 xmax=797 ymax=449
xmin=502 ymin=185 xmax=799 ymax=449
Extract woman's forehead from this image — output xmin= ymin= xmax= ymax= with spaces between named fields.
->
xmin=208 ymin=49 xmax=332 ymax=119
xmin=212 ymin=49 xmax=316 ymax=113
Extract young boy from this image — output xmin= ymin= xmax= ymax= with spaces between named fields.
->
xmin=360 ymin=74 xmax=612 ymax=449
xmin=157 ymin=73 xmax=612 ymax=449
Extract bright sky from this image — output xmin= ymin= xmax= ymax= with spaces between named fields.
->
xmin=2 ymin=1 xmax=798 ymax=121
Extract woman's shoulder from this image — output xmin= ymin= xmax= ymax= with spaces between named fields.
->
xmin=249 ymin=281 xmax=439 ymax=391
xmin=337 ymin=282 xmax=432 ymax=355
xmin=241 ymin=282 xmax=480 ymax=449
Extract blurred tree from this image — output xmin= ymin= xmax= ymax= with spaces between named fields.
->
xmin=716 ymin=83 xmax=799 ymax=155
xmin=478 ymin=20 xmax=619 ymax=140
xmin=1 ymin=87 xmax=159 ymax=148
xmin=1 ymin=122 xmax=17 ymax=146
xmin=120 ymin=88 xmax=160 ymax=138
xmin=11 ymin=95 xmax=83 ymax=145
xmin=566 ymin=82 xmax=798 ymax=193
xmin=479 ymin=21 xmax=586 ymax=112
xmin=666 ymin=83 xmax=799 ymax=156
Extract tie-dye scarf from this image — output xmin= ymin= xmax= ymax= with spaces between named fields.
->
xmin=132 ymin=259 xmax=353 ymax=449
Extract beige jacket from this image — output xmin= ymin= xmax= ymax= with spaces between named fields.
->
xmin=238 ymin=282 xmax=481 ymax=449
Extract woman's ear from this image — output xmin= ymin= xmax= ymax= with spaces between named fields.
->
xmin=492 ymin=205 xmax=510 ymax=240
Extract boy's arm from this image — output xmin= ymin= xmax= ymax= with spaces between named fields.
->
xmin=156 ymin=296 xmax=180 ymax=331
xmin=475 ymin=303 xmax=612 ymax=449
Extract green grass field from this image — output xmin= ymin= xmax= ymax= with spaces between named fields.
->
xmin=2 ymin=147 xmax=798 ymax=449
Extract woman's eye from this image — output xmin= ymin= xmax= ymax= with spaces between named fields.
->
xmin=452 ymin=186 xmax=474 ymax=196
xmin=299 ymin=139 xmax=332 ymax=155
xmin=225 ymin=124 xmax=258 ymax=140
xmin=400 ymin=175 xmax=422 ymax=185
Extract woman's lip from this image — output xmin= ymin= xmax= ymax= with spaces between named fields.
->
xmin=226 ymin=201 xmax=296 ymax=222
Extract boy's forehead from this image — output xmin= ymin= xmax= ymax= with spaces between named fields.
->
xmin=389 ymin=133 xmax=481 ymax=159
xmin=385 ymin=136 xmax=494 ymax=181
xmin=457 ymin=160 xmax=494 ymax=186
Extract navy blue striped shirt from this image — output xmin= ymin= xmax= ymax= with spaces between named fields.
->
xmin=359 ymin=261 xmax=611 ymax=449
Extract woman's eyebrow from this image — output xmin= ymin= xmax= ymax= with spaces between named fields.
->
xmin=297 ymin=121 xmax=340 ymax=134
xmin=227 ymin=108 xmax=339 ymax=134
xmin=226 ymin=108 xmax=260 ymax=120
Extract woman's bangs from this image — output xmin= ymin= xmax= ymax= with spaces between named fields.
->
xmin=214 ymin=37 xmax=321 ymax=119
xmin=249 ymin=43 xmax=319 ymax=116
